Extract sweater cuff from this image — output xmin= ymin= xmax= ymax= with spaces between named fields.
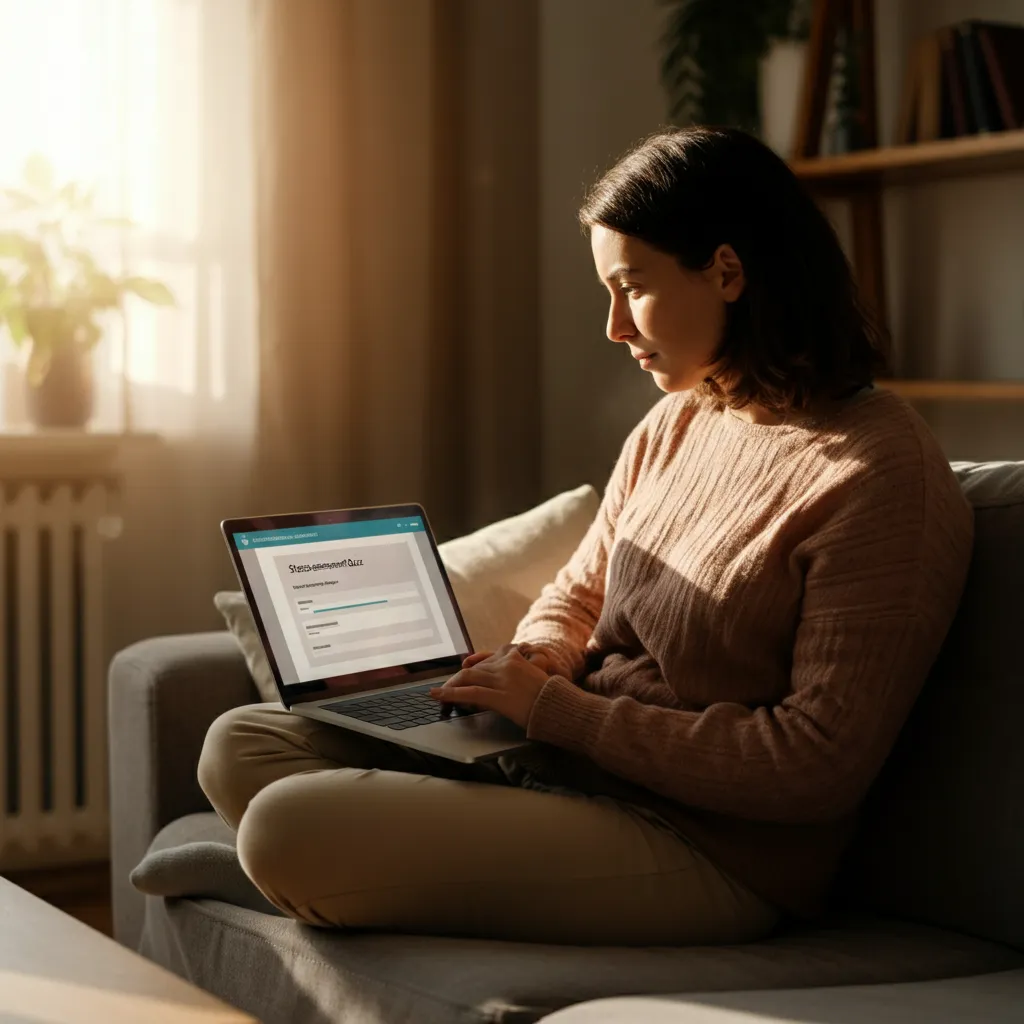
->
xmin=526 ymin=675 xmax=609 ymax=754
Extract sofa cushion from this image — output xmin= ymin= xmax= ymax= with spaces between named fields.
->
xmin=213 ymin=484 xmax=599 ymax=699
xmin=141 ymin=814 xmax=1023 ymax=1024
xmin=138 ymin=882 xmax=1023 ymax=1024
xmin=842 ymin=461 xmax=1024 ymax=951
xmin=537 ymin=969 xmax=1024 ymax=1023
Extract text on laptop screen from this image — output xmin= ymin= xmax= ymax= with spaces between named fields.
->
xmin=233 ymin=517 xmax=468 ymax=686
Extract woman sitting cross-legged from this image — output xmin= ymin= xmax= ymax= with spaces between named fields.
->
xmin=198 ymin=126 xmax=973 ymax=946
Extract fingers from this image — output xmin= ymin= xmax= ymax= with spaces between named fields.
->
xmin=443 ymin=666 xmax=492 ymax=690
xmin=465 ymin=643 xmax=539 ymax=667
xmin=429 ymin=684 xmax=499 ymax=710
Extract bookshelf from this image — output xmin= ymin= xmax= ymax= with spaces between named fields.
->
xmin=878 ymin=380 xmax=1024 ymax=401
xmin=792 ymin=129 xmax=1024 ymax=193
xmin=790 ymin=0 xmax=1024 ymax=404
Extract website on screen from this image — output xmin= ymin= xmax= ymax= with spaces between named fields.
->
xmin=234 ymin=517 xmax=468 ymax=685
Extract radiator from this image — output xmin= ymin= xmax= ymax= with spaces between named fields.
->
xmin=0 ymin=481 xmax=111 ymax=871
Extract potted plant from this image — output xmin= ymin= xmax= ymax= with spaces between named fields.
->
xmin=0 ymin=154 xmax=174 ymax=429
xmin=661 ymin=0 xmax=813 ymax=151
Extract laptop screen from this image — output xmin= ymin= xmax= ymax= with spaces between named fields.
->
xmin=229 ymin=511 xmax=470 ymax=694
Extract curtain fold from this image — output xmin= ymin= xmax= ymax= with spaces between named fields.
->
xmin=0 ymin=0 xmax=262 ymax=653
xmin=253 ymin=0 xmax=541 ymax=540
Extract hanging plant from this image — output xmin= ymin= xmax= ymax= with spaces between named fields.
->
xmin=660 ymin=0 xmax=812 ymax=131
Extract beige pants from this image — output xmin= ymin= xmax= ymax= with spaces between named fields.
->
xmin=197 ymin=704 xmax=779 ymax=945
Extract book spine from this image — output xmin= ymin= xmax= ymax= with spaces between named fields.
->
xmin=917 ymin=32 xmax=942 ymax=142
xmin=977 ymin=25 xmax=1018 ymax=130
xmin=957 ymin=23 xmax=996 ymax=132
xmin=939 ymin=27 xmax=968 ymax=136
xmin=954 ymin=23 xmax=987 ymax=131
xmin=897 ymin=37 xmax=923 ymax=144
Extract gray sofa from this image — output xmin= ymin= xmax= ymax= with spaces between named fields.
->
xmin=109 ymin=461 xmax=1024 ymax=1024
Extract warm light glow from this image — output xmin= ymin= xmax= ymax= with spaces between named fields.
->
xmin=0 ymin=0 xmax=198 ymax=235
xmin=0 ymin=0 xmax=255 ymax=431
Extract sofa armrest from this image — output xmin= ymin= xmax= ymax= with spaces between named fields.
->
xmin=108 ymin=631 xmax=258 ymax=949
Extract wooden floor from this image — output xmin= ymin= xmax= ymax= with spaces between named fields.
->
xmin=4 ymin=860 xmax=113 ymax=937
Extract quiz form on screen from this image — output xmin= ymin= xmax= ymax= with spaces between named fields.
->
xmin=234 ymin=517 xmax=463 ymax=685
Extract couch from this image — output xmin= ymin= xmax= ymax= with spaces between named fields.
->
xmin=109 ymin=462 xmax=1024 ymax=1023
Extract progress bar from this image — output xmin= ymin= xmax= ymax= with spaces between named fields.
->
xmin=313 ymin=599 xmax=388 ymax=614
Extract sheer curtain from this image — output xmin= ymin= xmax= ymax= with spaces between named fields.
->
xmin=0 ymin=0 xmax=257 ymax=438
xmin=0 ymin=0 xmax=260 ymax=648
xmin=253 ymin=0 xmax=543 ymax=541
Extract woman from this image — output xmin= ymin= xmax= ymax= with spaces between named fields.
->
xmin=198 ymin=127 xmax=973 ymax=946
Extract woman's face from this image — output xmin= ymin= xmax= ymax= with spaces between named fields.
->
xmin=590 ymin=225 xmax=744 ymax=393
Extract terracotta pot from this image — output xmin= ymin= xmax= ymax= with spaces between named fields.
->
xmin=26 ymin=344 xmax=95 ymax=429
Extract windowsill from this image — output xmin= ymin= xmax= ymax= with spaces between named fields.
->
xmin=0 ymin=430 xmax=161 ymax=483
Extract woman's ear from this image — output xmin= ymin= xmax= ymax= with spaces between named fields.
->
xmin=710 ymin=243 xmax=746 ymax=303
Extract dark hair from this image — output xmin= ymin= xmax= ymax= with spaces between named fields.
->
xmin=579 ymin=127 xmax=888 ymax=414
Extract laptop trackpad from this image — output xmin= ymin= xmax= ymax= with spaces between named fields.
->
xmin=440 ymin=710 xmax=526 ymax=742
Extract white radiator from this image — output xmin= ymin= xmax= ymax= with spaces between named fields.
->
xmin=0 ymin=481 xmax=110 ymax=870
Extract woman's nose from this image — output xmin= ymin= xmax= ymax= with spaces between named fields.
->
xmin=606 ymin=298 xmax=634 ymax=343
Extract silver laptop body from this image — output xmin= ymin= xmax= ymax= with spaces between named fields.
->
xmin=221 ymin=503 xmax=531 ymax=763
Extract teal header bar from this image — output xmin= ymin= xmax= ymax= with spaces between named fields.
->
xmin=234 ymin=517 xmax=424 ymax=550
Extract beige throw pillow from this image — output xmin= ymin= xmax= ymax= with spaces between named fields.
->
xmin=214 ymin=484 xmax=599 ymax=699
xmin=213 ymin=590 xmax=280 ymax=703
xmin=438 ymin=484 xmax=599 ymax=651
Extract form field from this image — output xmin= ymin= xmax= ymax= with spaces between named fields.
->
xmin=303 ymin=602 xmax=428 ymax=637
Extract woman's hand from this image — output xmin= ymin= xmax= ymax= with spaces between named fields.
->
xmin=430 ymin=643 xmax=554 ymax=728
xmin=459 ymin=641 xmax=562 ymax=676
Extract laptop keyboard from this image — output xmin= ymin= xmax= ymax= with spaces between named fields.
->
xmin=321 ymin=684 xmax=481 ymax=731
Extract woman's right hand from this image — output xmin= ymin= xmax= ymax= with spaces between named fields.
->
xmin=461 ymin=642 xmax=562 ymax=677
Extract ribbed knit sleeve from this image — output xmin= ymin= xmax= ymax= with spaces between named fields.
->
xmin=524 ymin=429 xmax=974 ymax=824
xmin=511 ymin=404 xmax=658 ymax=680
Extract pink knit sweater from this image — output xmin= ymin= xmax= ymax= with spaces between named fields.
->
xmin=513 ymin=386 xmax=973 ymax=917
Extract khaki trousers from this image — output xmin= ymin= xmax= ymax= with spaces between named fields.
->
xmin=197 ymin=704 xmax=779 ymax=945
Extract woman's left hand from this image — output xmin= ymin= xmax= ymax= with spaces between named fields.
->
xmin=430 ymin=643 xmax=552 ymax=728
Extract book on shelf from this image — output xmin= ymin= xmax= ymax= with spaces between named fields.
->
xmin=897 ymin=19 xmax=1024 ymax=145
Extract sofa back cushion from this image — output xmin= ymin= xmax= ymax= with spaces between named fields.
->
xmin=843 ymin=461 xmax=1024 ymax=951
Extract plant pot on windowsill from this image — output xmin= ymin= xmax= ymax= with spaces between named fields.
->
xmin=25 ymin=337 xmax=95 ymax=430
xmin=0 ymin=154 xmax=176 ymax=434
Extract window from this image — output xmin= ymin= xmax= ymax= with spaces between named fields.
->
xmin=0 ymin=0 xmax=255 ymax=433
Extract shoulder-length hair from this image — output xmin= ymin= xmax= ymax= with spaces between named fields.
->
xmin=579 ymin=127 xmax=888 ymax=414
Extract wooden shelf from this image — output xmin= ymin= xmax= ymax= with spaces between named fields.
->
xmin=791 ymin=130 xmax=1024 ymax=193
xmin=878 ymin=379 xmax=1024 ymax=400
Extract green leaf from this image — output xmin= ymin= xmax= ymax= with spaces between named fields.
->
xmin=6 ymin=306 xmax=28 ymax=344
xmin=0 ymin=230 xmax=35 ymax=260
xmin=69 ymin=247 xmax=99 ymax=275
xmin=57 ymin=181 xmax=95 ymax=211
xmin=2 ymin=187 xmax=41 ymax=211
xmin=122 ymin=276 xmax=175 ymax=306
xmin=23 ymin=153 xmax=54 ymax=196
xmin=87 ymin=272 xmax=122 ymax=308
xmin=26 ymin=341 xmax=53 ymax=387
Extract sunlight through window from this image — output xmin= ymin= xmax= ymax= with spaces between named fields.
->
xmin=0 ymin=0 xmax=254 ymax=433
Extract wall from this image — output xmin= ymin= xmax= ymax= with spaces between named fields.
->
xmin=540 ymin=0 xmax=668 ymax=495
xmin=541 ymin=0 xmax=1024 ymax=494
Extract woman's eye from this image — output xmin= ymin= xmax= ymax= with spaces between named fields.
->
xmin=621 ymin=285 xmax=642 ymax=298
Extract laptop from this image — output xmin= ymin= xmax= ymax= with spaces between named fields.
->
xmin=221 ymin=504 xmax=532 ymax=763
